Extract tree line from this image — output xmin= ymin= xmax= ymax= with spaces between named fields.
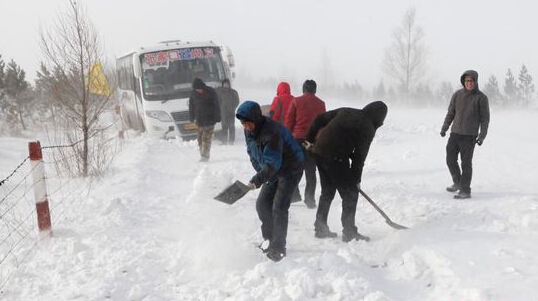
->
xmin=238 ymin=7 xmax=536 ymax=109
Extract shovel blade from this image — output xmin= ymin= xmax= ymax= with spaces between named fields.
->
xmin=214 ymin=180 xmax=251 ymax=204
xmin=386 ymin=220 xmax=408 ymax=230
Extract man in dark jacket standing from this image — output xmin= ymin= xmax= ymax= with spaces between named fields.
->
xmin=189 ymin=78 xmax=221 ymax=162
xmin=236 ymin=101 xmax=304 ymax=262
xmin=284 ymin=80 xmax=326 ymax=209
xmin=304 ymin=101 xmax=387 ymax=242
xmin=215 ymin=79 xmax=240 ymax=145
xmin=441 ymin=70 xmax=490 ymax=199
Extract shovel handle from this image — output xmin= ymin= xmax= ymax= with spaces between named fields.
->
xmin=359 ymin=189 xmax=408 ymax=230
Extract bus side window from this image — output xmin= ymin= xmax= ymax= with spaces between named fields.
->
xmin=133 ymin=73 xmax=141 ymax=99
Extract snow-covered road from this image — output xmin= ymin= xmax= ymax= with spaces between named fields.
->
xmin=1 ymin=106 xmax=537 ymax=301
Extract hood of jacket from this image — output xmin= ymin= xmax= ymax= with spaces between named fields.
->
xmin=460 ymin=70 xmax=479 ymax=91
xmin=236 ymin=101 xmax=263 ymax=124
xmin=362 ymin=101 xmax=388 ymax=129
xmin=276 ymin=82 xmax=291 ymax=96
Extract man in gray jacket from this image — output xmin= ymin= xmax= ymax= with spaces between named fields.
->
xmin=441 ymin=70 xmax=490 ymax=199
xmin=215 ymin=79 xmax=240 ymax=145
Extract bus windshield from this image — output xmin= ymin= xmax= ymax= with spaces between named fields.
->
xmin=140 ymin=47 xmax=226 ymax=100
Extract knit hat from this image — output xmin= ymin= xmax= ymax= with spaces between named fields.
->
xmin=192 ymin=78 xmax=206 ymax=89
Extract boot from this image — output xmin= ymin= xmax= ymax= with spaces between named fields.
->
xmin=266 ymin=249 xmax=286 ymax=262
xmin=314 ymin=223 xmax=337 ymax=238
xmin=446 ymin=183 xmax=460 ymax=192
xmin=454 ymin=190 xmax=471 ymax=199
xmin=304 ymin=201 xmax=316 ymax=209
xmin=342 ymin=232 xmax=370 ymax=243
xmin=304 ymin=197 xmax=316 ymax=209
xmin=291 ymin=189 xmax=302 ymax=203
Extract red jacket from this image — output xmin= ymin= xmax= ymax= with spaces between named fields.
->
xmin=284 ymin=92 xmax=326 ymax=139
xmin=269 ymin=82 xmax=294 ymax=122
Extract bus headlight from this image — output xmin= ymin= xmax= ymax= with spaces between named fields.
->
xmin=145 ymin=110 xmax=172 ymax=122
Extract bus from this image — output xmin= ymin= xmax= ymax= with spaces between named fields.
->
xmin=116 ymin=40 xmax=235 ymax=139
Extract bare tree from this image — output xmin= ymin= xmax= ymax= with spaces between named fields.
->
xmin=382 ymin=7 xmax=427 ymax=100
xmin=39 ymin=0 xmax=116 ymax=177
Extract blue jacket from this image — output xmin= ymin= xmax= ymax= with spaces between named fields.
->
xmin=236 ymin=101 xmax=304 ymax=187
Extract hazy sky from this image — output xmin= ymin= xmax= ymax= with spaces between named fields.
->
xmin=1 ymin=0 xmax=537 ymax=89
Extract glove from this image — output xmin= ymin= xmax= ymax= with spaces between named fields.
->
xmin=302 ymin=140 xmax=314 ymax=151
xmin=440 ymin=131 xmax=446 ymax=137
xmin=356 ymin=182 xmax=361 ymax=191
xmin=247 ymin=182 xmax=257 ymax=190
xmin=476 ymin=137 xmax=483 ymax=146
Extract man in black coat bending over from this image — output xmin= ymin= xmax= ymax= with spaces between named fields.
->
xmin=304 ymin=101 xmax=387 ymax=242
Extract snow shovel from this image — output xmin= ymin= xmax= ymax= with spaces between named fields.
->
xmin=214 ymin=180 xmax=251 ymax=204
xmin=359 ymin=189 xmax=408 ymax=230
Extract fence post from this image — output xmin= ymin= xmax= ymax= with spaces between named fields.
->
xmin=28 ymin=141 xmax=52 ymax=235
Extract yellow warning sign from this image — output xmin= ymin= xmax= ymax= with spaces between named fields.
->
xmin=88 ymin=62 xmax=112 ymax=96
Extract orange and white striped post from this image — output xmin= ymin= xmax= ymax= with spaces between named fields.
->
xmin=28 ymin=141 xmax=52 ymax=234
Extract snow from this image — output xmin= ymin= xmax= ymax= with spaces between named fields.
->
xmin=1 ymin=100 xmax=537 ymax=301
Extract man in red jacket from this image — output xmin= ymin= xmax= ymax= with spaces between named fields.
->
xmin=284 ymin=80 xmax=326 ymax=209
xmin=269 ymin=82 xmax=294 ymax=122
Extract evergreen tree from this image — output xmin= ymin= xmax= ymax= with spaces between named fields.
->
xmin=0 ymin=53 xmax=5 ymax=114
xmin=35 ymin=62 xmax=60 ymax=122
xmin=483 ymin=75 xmax=502 ymax=106
xmin=503 ymin=68 xmax=518 ymax=106
xmin=3 ymin=60 xmax=30 ymax=129
xmin=0 ymin=53 xmax=4 ymax=89
xmin=386 ymin=86 xmax=397 ymax=104
xmin=373 ymin=80 xmax=387 ymax=101
xmin=435 ymin=81 xmax=453 ymax=106
xmin=412 ymin=83 xmax=434 ymax=106
xmin=517 ymin=64 xmax=535 ymax=107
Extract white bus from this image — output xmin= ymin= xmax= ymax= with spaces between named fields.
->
xmin=116 ymin=40 xmax=235 ymax=139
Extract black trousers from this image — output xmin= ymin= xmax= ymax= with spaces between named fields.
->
xmin=296 ymin=138 xmax=317 ymax=203
xmin=256 ymin=169 xmax=303 ymax=253
xmin=221 ymin=118 xmax=235 ymax=143
xmin=314 ymin=154 xmax=359 ymax=236
xmin=446 ymin=133 xmax=476 ymax=193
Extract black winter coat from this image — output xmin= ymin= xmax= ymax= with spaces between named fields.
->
xmin=305 ymin=102 xmax=387 ymax=183
xmin=189 ymin=86 xmax=221 ymax=127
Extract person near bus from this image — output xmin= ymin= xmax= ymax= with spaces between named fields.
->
xmin=215 ymin=79 xmax=240 ymax=145
xmin=189 ymin=78 xmax=221 ymax=162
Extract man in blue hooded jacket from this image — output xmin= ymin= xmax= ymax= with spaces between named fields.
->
xmin=236 ymin=101 xmax=304 ymax=262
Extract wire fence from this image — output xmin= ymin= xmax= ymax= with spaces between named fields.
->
xmin=0 ymin=128 xmax=119 ymax=291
